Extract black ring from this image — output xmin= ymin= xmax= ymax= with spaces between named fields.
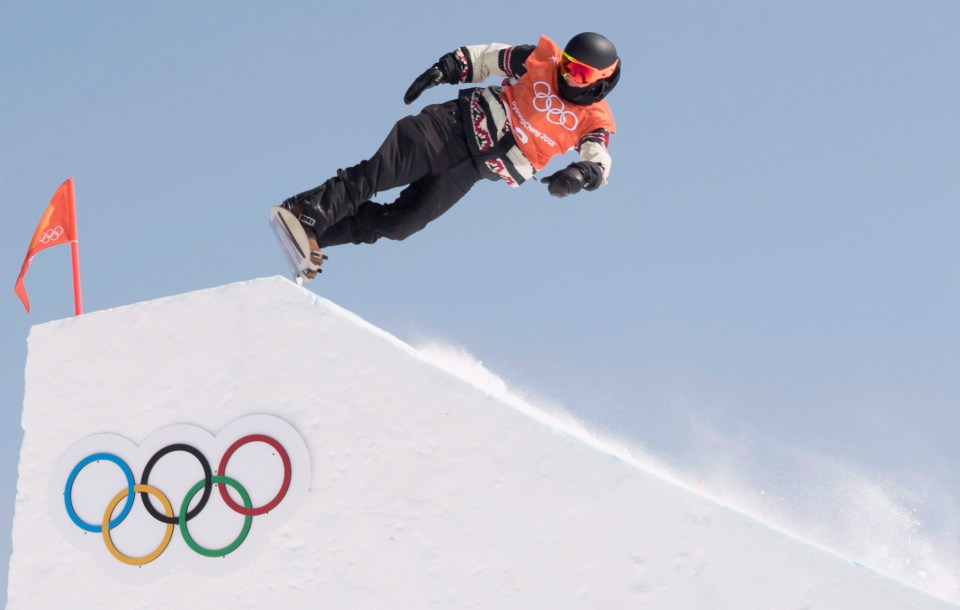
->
xmin=139 ymin=443 xmax=213 ymax=525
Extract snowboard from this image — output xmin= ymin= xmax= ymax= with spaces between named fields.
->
xmin=269 ymin=206 xmax=324 ymax=282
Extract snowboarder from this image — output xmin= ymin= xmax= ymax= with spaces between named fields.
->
xmin=275 ymin=32 xmax=620 ymax=279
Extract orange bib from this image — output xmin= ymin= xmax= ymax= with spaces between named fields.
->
xmin=500 ymin=36 xmax=615 ymax=171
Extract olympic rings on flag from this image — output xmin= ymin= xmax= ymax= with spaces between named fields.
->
xmin=62 ymin=434 xmax=291 ymax=565
xmin=39 ymin=226 xmax=65 ymax=244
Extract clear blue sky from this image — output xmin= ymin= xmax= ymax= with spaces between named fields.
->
xmin=3 ymin=1 xmax=959 ymax=604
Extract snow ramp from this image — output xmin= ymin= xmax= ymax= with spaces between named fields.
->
xmin=7 ymin=277 xmax=956 ymax=609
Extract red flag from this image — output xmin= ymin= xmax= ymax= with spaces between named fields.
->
xmin=14 ymin=178 xmax=82 ymax=314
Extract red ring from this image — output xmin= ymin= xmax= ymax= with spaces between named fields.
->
xmin=217 ymin=434 xmax=292 ymax=516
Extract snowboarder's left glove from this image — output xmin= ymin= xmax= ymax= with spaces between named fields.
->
xmin=541 ymin=162 xmax=604 ymax=197
xmin=404 ymin=53 xmax=460 ymax=105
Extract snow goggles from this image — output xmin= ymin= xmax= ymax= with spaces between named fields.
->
xmin=560 ymin=52 xmax=619 ymax=86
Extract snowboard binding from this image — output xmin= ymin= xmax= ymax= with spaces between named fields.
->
xmin=269 ymin=206 xmax=326 ymax=282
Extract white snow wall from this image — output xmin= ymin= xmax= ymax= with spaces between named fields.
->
xmin=7 ymin=277 xmax=956 ymax=610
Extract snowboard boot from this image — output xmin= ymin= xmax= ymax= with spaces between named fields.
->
xmin=281 ymin=185 xmax=331 ymax=234
xmin=281 ymin=188 xmax=330 ymax=278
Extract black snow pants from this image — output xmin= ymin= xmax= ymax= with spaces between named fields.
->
xmin=285 ymin=100 xmax=483 ymax=247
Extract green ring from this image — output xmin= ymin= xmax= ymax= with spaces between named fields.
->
xmin=179 ymin=475 xmax=252 ymax=557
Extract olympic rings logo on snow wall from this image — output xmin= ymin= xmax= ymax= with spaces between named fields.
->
xmin=64 ymin=435 xmax=289 ymax=564
xmin=51 ymin=415 xmax=310 ymax=578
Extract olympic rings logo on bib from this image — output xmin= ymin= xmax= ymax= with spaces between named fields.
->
xmin=52 ymin=416 xmax=310 ymax=574
xmin=532 ymin=81 xmax=578 ymax=131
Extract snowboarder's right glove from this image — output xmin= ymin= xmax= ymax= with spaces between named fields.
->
xmin=541 ymin=162 xmax=603 ymax=198
xmin=404 ymin=52 xmax=460 ymax=105
xmin=540 ymin=163 xmax=589 ymax=197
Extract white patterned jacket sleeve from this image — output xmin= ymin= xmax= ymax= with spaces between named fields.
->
xmin=455 ymin=44 xmax=511 ymax=82
xmin=451 ymin=44 xmax=533 ymax=84
xmin=578 ymin=133 xmax=613 ymax=187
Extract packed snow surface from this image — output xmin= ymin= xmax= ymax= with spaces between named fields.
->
xmin=7 ymin=277 xmax=957 ymax=609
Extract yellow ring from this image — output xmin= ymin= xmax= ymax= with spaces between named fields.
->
xmin=101 ymin=484 xmax=175 ymax=566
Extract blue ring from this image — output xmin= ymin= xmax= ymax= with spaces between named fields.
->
xmin=64 ymin=453 xmax=135 ymax=533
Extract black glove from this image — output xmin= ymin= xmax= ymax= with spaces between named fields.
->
xmin=404 ymin=67 xmax=443 ymax=105
xmin=403 ymin=53 xmax=460 ymax=105
xmin=541 ymin=165 xmax=586 ymax=198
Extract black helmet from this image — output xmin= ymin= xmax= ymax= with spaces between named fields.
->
xmin=563 ymin=32 xmax=618 ymax=70
xmin=558 ymin=32 xmax=620 ymax=105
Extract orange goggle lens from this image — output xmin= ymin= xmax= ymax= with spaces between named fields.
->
xmin=560 ymin=52 xmax=618 ymax=85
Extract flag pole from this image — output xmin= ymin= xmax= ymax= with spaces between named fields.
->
xmin=67 ymin=178 xmax=82 ymax=315
xmin=71 ymin=241 xmax=82 ymax=315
